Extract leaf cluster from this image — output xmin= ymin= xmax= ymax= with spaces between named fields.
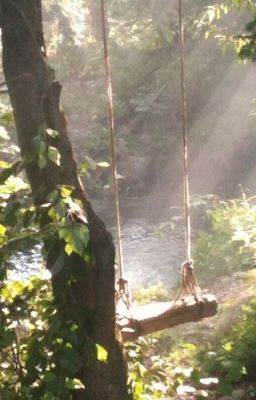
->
xmin=193 ymin=196 xmax=256 ymax=283
xmin=195 ymin=0 xmax=256 ymax=60
xmin=0 ymin=115 xmax=105 ymax=399
xmin=127 ymin=336 xmax=202 ymax=399
xmin=0 ymin=276 xmax=89 ymax=399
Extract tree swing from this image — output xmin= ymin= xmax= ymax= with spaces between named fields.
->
xmin=100 ymin=0 xmax=218 ymax=342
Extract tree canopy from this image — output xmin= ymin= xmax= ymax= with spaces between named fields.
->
xmin=0 ymin=0 xmax=256 ymax=399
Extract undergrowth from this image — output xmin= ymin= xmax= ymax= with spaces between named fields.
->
xmin=198 ymin=294 xmax=256 ymax=397
xmin=128 ymin=270 xmax=256 ymax=399
xmin=194 ymin=196 xmax=256 ymax=283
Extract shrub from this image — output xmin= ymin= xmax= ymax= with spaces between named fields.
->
xmin=193 ymin=197 xmax=256 ymax=283
xmin=199 ymin=297 xmax=256 ymax=395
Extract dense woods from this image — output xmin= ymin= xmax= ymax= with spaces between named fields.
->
xmin=0 ymin=0 xmax=256 ymax=399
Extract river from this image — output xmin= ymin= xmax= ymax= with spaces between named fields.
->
xmin=114 ymin=219 xmax=184 ymax=290
xmin=8 ymin=218 xmax=185 ymax=291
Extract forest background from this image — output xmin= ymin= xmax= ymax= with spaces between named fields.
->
xmin=1 ymin=0 xmax=256 ymax=399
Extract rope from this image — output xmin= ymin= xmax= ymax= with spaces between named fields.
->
xmin=100 ymin=0 xmax=132 ymax=311
xmin=100 ymin=0 xmax=124 ymax=279
xmin=178 ymin=0 xmax=191 ymax=263
xmin=100 ymin=0 xmax=199 ymax=308
xmin=178 ymin=0 xmax=200 ymax=301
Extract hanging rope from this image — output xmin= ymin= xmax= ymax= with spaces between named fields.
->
xmin=100 ymin=0 xmax=199 ymax=307
xmin=100 ymin=0 xmax=131 ymax=308
xmin=178 ymin=0 xmax=191 ymax=263
xmin=178 ymin=0 xmax=200 ymax=301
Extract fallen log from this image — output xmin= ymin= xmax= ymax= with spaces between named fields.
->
xmin=117 ymin=294 xmax=218 ymax=342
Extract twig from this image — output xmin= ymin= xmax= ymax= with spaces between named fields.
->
xmin=14 ymin=333 xmax=24 ymax=379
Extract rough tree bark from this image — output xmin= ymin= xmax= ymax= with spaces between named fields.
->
xmin=1 ymin=1 xmax=129 ymax=399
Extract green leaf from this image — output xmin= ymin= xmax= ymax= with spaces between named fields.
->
xmin=79 ymin=162 xmax=90 ymax=174
xmin=218 ymin=377 xmax=232 ymax=395
xmin=65 ymin=242 xmax=73 ymax=256
xmin=70 ymin=236 xmax=84 ymax=256
xmin=0 ymin=161 xmax=23 ymax=184
xmin=59 ymin=185 xmax=74 ymax=198
xmin=96 ymin=344 xmax=108 ymax=363
xmin=0 ymin=126 xmax=9 ymax=140
xmin=52 ymin=201 xmax=66 ymax=220
xmin=76 ymin=224 xmax=89 ymax=241
xmin=65 ymin=378 xmax=85 ymax=390
xmin=43 ymin=372 xmax=57 ymax=383
xmin=47 ymin=146 xmax=61 ymax=166
xmin=134 ymin=381 xmax=143 ymax=398
xmin=23 ymin=149 xmax=37 ymax=164
xmin=38 ymin=154 xmax=47 ymax=169
xmin=58 ymin=221 xmax=89 ymax=258
xmin=47 ymin=190 xmax=59 ymax=203
xmin=38 ymin=141 xmax=47 ymax=154
xmin=1 ymin=176 xmax=28 ymax=192
xmin=11 ymin=281 xmax=24 ymax=296
xmin=223 ymin=342 xmax=233 ymax=352
xmin=58 ymin=227 xmax=72 ymax=243
xmin=191 ymin=368 xmax=201 ymax=384
xmin=0 ymin=224 xmax=6 ymax=236
xmin=0 ymin=161 xmax=11 ymax=168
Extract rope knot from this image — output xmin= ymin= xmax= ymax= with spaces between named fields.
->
xmin=181 ymin=259 xmax=200 ymax=300
xmin=116 ymin=277 xmax=131 ymax=311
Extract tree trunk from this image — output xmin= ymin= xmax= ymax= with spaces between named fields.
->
xmin=1 ymin=1 xmax=129 ymax=399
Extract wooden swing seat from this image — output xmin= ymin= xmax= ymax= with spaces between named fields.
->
xmin=117 ymin=294 xmax=217 ymax=342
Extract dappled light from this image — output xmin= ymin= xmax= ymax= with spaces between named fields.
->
xmin=0 ymin=0 xmax=256 ymax=399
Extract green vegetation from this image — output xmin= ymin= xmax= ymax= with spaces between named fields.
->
xmin=0 ymin=276 xmax=90 ymax=399
xmin=1 ymin=0 xmax=256 ymax=398
xmin=199 ymin=297 xmax=256 ymax=396
xmin=125 ymin=193 xmax=256 ymax=399
xmin=43 ymin=0 xmax=242 ymax=198
xmin=194 ymin=196 xmax=256 ymax=283
xmin=133 ymin=283 xmax=169 ymax=304
xmin=196 ymin=1 xmax=256 ymax=60
xmin=0 ymin=110 xmax=100 ymax=399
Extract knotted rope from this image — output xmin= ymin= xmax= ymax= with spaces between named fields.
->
xmin=178 ymin=0 xmax=200 ymax=301
xmin=100 ymin=0 xmax=131 ymax=309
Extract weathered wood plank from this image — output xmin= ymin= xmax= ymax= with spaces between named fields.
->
xmin=117 ymin=294 xmax=218 ymax=342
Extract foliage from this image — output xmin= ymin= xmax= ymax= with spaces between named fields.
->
xmin=1 ymin=2 xmax=256 ymax=398
xmin=133 ymin=283 xmax=169 ymax=304
xmin=41 ymin=0 xmax=237 ymax=198
xmin=127 ymin=277 xmax=256 ymax=399
xmin=238 ymin=14 xmax=256 ymax=61
xmin=0 ymin=117 xmax=99 ymax=398
xmin=0 ymin=275 xmax=90 ymax=399
xmin=127 ymin=336 xmax=199 ymax=399
xmin=0 ymin=111 xmax=32 ymax=279
xmin=194 ymin=196 xmax=256 ymax=283
xmin=195 ymin=0 xmax=256 ymax=60
xmin=199 ymin=296 xmax=256 ymax=396
xmin=127 ymin=285 xmax=204 ymax=399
